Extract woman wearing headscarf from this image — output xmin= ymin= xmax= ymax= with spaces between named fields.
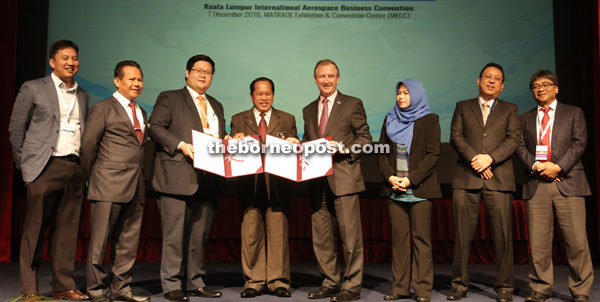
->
xmin=377 ymin=78 xmax=441 ymax=302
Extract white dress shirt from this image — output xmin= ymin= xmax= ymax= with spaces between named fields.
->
xmin=51 ymin=72 xmax=81 ymax=156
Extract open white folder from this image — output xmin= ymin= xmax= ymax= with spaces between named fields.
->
xmin=264 ymin=135 xmax=333 ymax=182
xmin=192 ymin=130 xmax=263 ymax=177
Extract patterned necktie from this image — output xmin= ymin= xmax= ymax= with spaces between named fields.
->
xmin=319 ymin=98 xmax=329 ymax=137
xmin=128 ymin=101 xmax=143 ymax=143
xmin=482 ymin=102 xmax=489 ymax=126
xmin=540 ymin=107 xmax=552 ymax=162
xmin=259 ymin=112 xmax=267 ymax=143
xmin=197 ymin=95 xmax=208 ymax=129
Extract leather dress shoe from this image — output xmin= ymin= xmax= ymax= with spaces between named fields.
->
xmin=383 ymin=293 xmax=409 ymax=300
xmin=330 ymin=290 xmax=360 ymax=302
xmin=112 ymin=292 xmax=150 ymax=302
xmin=22 ymin=292 xmax=41 ymax=302
xmin=272 ymin=287 xmax=291 ymax=298
xmin=91 ymin=296 xmax=110 ymax=302
xmin=187 ymin=287 xmax=222 ymax=298
xmin=572 ymin=295 xmax=589 ymax=302
xmin=525 ymin=291 xmax=552 ymax=302
xmin=241 ymin=288 xmax=261 ymax=298
xmin=164 ymin=290 xmax=188 ymax=301
xmin=416 ymin=297 xmax=431 ymax=302
xmin=54 ymin=289 xmax=89 ymax=300
xmin=497 ymin=290 xmax=513 ymax=302
xmin=308 ymin=287 xmax=337 ymax=299
xmin=447 ymin=288 xmax=466 ymax=300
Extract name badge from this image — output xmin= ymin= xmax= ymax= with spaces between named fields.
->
xmin=61 ymin=122 xmax=76 ymax=133
xmin=535 ymin=145 xmax=548 ymax=161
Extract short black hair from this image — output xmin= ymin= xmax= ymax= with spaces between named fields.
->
xmin=529 ymin=70 xmax=559 ymax=89
xmin=314 ymin=59 xmax=340 ymax=77
xmin=479 ymin=62 xmax=505 ymax=83
xmin=250 ymin=77 xmax=274 ymax=94
xmin=114 ymin=60 xmax=143 ymax=79
xmin=49 ymin=40 xmax=79 ymax=59
xmin=186 ymin=54 xmax=215 ymax=74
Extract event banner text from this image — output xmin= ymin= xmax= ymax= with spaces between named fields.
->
xmin=204 ymin=3 xmax=414 ymax=19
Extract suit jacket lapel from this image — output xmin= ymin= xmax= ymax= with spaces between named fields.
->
xmin=485 ymin=99 xmax=500 ymax=126
xmin=324 ymin=93 xmax=343 ymax=136
xmin=468 ymin=98 xmax=485 ymax=129
xmin=525 ymin=108 xmax=538 ymax=149
xmin=43 ymin=76 xmax=61 ymax=124
xmin=111 ymin=97 xmax=139 ymax=144
xmin=206 ymin=94 xmax=224 ymax=136
xmin=244 ymin=109 xmax=260 ymax=135
xmin=181 ymin=88 xmax=203 ymax=131
xmin=267 ymin=108 xmax=281 ymax=136
xmin=76 ymin=88 xmax=87 ymax=133
xmin=307 ymin=99 xmax=320 ymax=137
xmin=551 ymin=102 xmax=564 ymax=149
xmin=141 ymin=109 xmax=149 ymax=143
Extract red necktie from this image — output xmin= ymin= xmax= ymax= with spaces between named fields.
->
xmin=319 ymin=98 xmax=329 ymax=137
xmin=539 ymin=107 xmax=551 ymax=162
xmin=128 ymin=101 xmax=143 ymax=143
xmin=259 ymin=112 xmax=267 ymax=143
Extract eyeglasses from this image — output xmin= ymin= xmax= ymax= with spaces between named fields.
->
xmin=480 ymin=74 xmax=503 ymax=83
xmin=190 ymin=69 xmax=213 ymax=76
xmin=531 ymin=82 xmax=554 ymax=91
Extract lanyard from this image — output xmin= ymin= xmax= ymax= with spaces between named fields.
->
xmin=58 ymin=86 xmax=77 ymax=123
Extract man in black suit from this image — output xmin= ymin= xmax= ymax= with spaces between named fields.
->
xmin=9 ymin=40 xmax=89 ymax=301
xmin=81 ymin=60 xmax=149 ymax=302
xmin=149 ymin=55 xmax=228 ymax=301
xmin=516 ymin=70 xmax=593 ymax=302
xmin=448 ymin=63 xmax=520 ymax=302
xmin=302 ymin=59 xmax=372 ymax=302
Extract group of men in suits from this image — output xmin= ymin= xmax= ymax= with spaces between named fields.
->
xmin=8 ymin=39 xmax=594 ymax=302
xmin=447 ymin=63 xmax=593 ymax=302
xmin=9 ymin=39 xmax=372 ymax=302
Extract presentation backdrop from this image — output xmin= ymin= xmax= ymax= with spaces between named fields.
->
xmin=47 ymin=0 xmax=554 ymax=141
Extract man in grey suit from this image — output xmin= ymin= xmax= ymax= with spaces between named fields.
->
xmin=81 ymin=60 xmax=150 ymax=302
xmin=149 ymin=55 xmax=228 ymax=301
xmin=9 ymin=40 xmax=89 ymax=302
xmin=448 ymin=63 xmax=520 ymax=302
xmin=516 ymin=70 xmax=593 ymax=302
xmin=302 ymin=59 xmax=372 ymax=302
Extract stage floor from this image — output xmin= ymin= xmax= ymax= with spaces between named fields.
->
xmin=1 ymin=262 xmax=598 ymax=301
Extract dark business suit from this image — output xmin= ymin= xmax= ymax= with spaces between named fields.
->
xmin=148 ymin=87 xmax=226 ymax=292
xmin=378 ymin=114 xmax=441 ymax=298
xmin=302 ymin=91 xmax=372 ymax=293
xmin=9 ymin=75 xmax=89 ymax=293
xmin=230 ymin=107 xmax=298 ymax=292
xmin=449 ymin=98 xmax=520 ymax=293
xmin=515 ymin=102 xmax=593 ymax=296
xmin=81 ymin=96 xmax=148 ymax=298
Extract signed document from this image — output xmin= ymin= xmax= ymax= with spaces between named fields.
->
xmin=264 ymin=135 xmax=333 ymax=182
xmin=192 ymin=130 xmax=263 ymax=177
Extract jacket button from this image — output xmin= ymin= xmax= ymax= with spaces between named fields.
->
xmin=483 ymin=133 xmax=487 ymax=137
